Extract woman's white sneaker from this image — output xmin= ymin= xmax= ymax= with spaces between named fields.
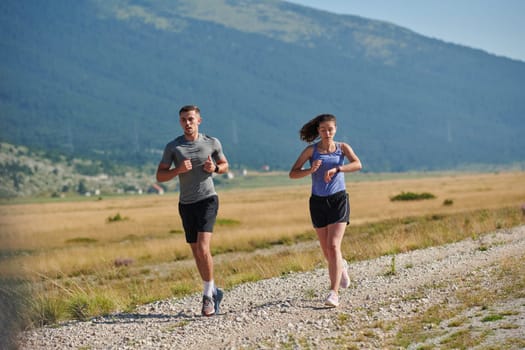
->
xmin=324 ymin=290 xmax=339 ymax=307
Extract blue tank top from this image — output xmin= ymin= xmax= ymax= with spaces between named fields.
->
xmin=310 ymin=142 xmax=345 ymax=196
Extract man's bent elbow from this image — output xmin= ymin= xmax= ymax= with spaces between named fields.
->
xmin=156 ymin=169 xmax=170 ymax=182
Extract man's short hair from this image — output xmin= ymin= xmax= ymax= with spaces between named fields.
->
xmin=179 ymin=105 xmax=200 ymax=115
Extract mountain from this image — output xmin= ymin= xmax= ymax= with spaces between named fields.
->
xmin=1 ymin=0 xmax=524 ymax=172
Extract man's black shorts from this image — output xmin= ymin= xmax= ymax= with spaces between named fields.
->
xmin=178 ymin=195 xmax=219 ymax=243
xmin=309 ymin=191 xmax=350 ymax=228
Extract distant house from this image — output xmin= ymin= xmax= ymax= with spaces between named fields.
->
xmin=148 ymin=183 xmax=165 ymax=195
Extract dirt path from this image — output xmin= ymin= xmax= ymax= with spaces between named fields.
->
xmin=20 ymin=225 xmax=525 ymax=349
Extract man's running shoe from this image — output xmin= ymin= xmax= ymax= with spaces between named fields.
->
xmin=324 ymin=290 xmax=339 ymax=307
xmin=201 ymin=295 xmax=215 ymax=317
xmin=213 ymin=288 xmax=224 ymax=315
xmin=340 ymin=259 xmax=350 ymax=289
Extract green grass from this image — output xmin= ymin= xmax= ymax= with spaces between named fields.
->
xmin=216 ymin=218 xmax=241 ymax=226
xmin=389 ymin=253 xmax=525 ymax=349
xmin=384 ymin=254 xmax=397 ymax=276
xmin=481 ymin=314 xmax=504 ymax=322
xmin=170 ymin=283 xmax=194 ymax=298
xmin=439 ymin=329 xmax=487 ymax=348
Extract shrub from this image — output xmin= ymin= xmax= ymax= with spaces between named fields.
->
xmin=65 ymin=237 xmax=98 ymax=244
xmin=91 ymin=295 xmax=115 ymax=316
xmin=443 ymin=199 xmax=454 ymax=206
xmin=67 ymin=294 xmax=115 ymax=321
xmin=67 ymin=295 xmax=90 ymax=321
xmin=390 ymin=191 xmax=436 ymax=201
xmin=106 ymin=213 xmax=128 ymax=223
xmin=32 ymin=296 xmax=65 ymax=326
xmin=1 ymin=278 xmax=34 ymax=347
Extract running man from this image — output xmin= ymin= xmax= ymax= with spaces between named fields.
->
xmin=156 ymin=105 xmax=229 ymax=316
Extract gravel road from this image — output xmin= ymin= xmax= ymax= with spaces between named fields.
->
xmin=19 ymin=225 xmax=525 ymax=349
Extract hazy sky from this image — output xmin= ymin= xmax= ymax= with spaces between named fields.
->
xmin=287 ymin=0 xmax=525 ymax=62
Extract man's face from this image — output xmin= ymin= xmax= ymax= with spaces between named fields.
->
xmin=179 ymin=110 xmax=201 ymax=137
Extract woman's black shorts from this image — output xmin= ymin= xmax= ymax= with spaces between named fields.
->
xmin=309 ymin=191 xmax=350 ymax=228
xmin=178 ymin=195 xmax=218 ymax=243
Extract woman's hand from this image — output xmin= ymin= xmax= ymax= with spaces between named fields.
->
xmin=310 ymin=159 xmax=322 ymax=174
xmin=324 ymin=166 xmax=339 ymax=183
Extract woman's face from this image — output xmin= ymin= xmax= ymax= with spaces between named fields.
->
xmin=318 ymin=120 xmax=337 ymax=140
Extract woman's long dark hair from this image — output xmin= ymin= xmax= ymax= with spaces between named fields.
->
xmin=299 ymin=114 xmax=337 ymax=143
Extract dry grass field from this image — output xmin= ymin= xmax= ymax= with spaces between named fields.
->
xmin=1 ymin=171 xmax=524 ymax=324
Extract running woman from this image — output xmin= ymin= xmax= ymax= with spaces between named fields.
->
xmin=289 ymin=113 xmax=362 ymax=307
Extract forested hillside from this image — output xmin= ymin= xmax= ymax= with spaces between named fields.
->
xmin=1 ymin=0 xmax=524 ymax=172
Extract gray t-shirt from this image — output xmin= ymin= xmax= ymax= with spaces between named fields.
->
xmin=160 ymin=133 xmax=225 ymax=204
